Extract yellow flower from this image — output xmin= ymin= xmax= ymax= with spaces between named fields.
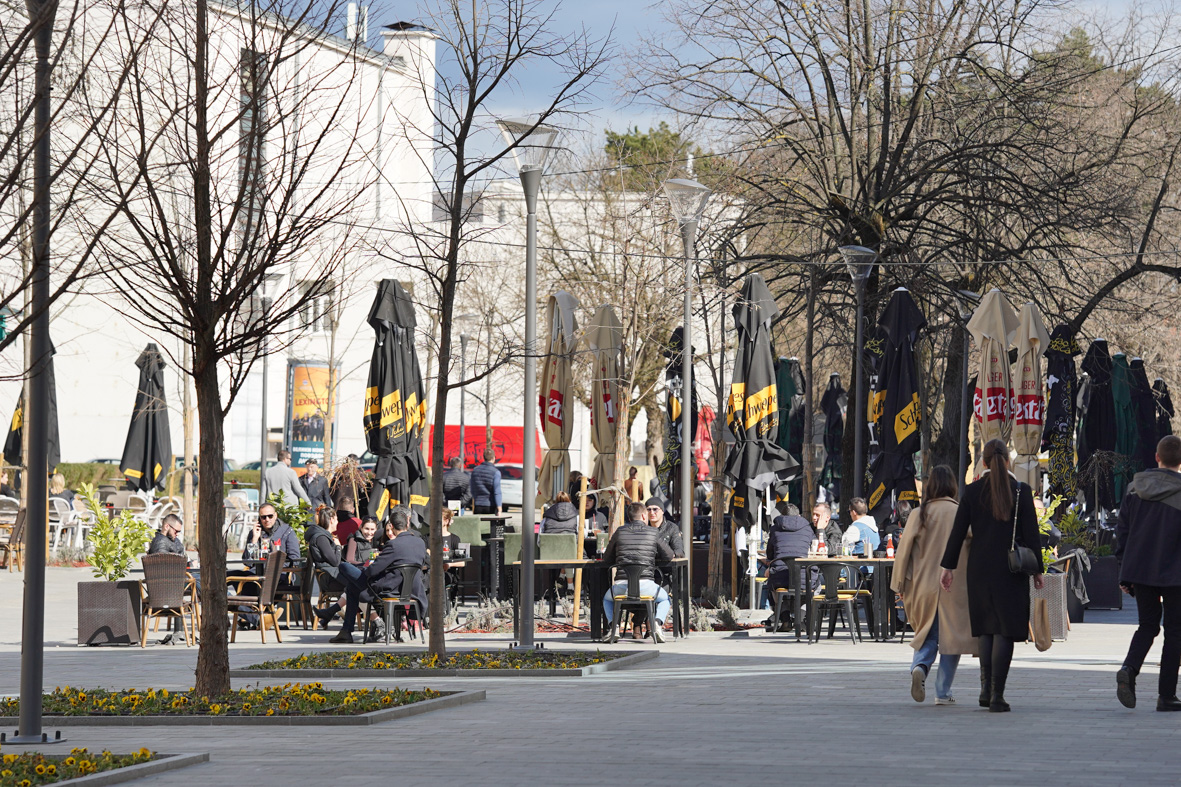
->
xmin=209 ymin=704 xmax=222 ymax=714
xmin=19 ymin=779 xmax=31 ymax=787
xmin=46 ymin=764 xmax=56 ymax=774
xmin=64 ymin=757 xmax=76 ymax=766
xmin=160 ymin=689 xmax=169 ymax=699
xmin=2 ymin=755 xmax=15 ymax=764
xmin=242 ymin=703 xmax=251 ymax=712
xmin=266 ymin=709 xmax=274 ymax=716
xmin=1 ymin=770 xmax=11 ymax=778
xmin=35 ymin=764 xmax=46 ymax=774
xmin=137 ymin=748 xmax=152 ymax=758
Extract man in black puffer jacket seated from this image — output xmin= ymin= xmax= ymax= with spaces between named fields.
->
xmin=603 ymin=502 xmax=675 ymax=642
xmin=764 ymin=509 xmax=820 ymax=631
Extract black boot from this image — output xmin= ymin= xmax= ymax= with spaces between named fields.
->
xmin=1117 ymin=667 xmax=1136 ymax=709
xmin=1156 ymin=695 xmax=1181 ymax=711
xmin=979 ymin=666 xmax=992 ymax=708
xmin=989 ymin=673 xmax=1010 ymax=713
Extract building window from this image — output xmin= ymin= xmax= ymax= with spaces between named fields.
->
xmin=238 ymin=48 xmax=268 ymax=243
xmin=296 ymin=281 xmax=333 ymax=332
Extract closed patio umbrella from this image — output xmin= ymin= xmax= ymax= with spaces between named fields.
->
xmin=656 ymin=326 xmax=699 ymax=512
xmin=4 ymin=344 xmax=60 ymax=473
xmin=967 ymin=289 xmax=1019 ymax=472
xmin=119 ymin=343 xmax=172 ymax=492
xmin=587 ymin=306 xmax=623 ymax=492
xmin=1011 ymin=303 xmax=1050 ymax=490
xmin=537 ymin=292 xmax=580 ymax=506
xmin=819 ymin=373 xmax=846 ymax=497
xmin=865 ymin=288 xmax=926 ymax=520
xmin=1129 ymin=358 xmax=1158 ymax=472
xmin=363 ymin=280 xmax=428 ymax=523
xmin=776 ymin=357 xmax=805 ymax=503
xmin=723 ymin=273 xmax=799 ymax=526
xmin=1154 ymin=378 xmax=1174 ymax=438
xmin=1078 ymin=338 xmax=1116 ymax=511
xmin=1040 ymin=326 xmax=1081 ymax=500
xmin=1111 ymin=352 xmax=1136 ymax=501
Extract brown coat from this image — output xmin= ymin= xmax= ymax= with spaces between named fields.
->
xmin=891 ymin=498 xmax=977 ymax=656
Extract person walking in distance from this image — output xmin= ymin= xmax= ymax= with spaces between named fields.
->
xmin=940 ymin=439 xmax=1044 ymax=712
xmin=893 ymin=465 xmax=976 ymax=705
xmin=1115 ymin=435 xmax=1181 ymax=711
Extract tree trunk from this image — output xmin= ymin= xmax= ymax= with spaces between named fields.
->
xmin=609 ymin=395 xmax=630 ymax=534
xmin=706 ymin=426 xmax=727 ymax=595
xmin=323 ymin=305 xmax=338 ymax=466
xmin=182 ymin=346 xmax=195 ymax=539
xmin=192 ymin=349 xmax=229 ymax=697
xmin=802 ymin=266 xmax=816 ymax=515
xmin=644 ymin=399 xmax=663 ymax=471
xmin=484 ymin=321 xmax=493 ymax=454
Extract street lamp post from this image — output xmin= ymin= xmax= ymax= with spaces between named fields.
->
xmin=258 ymin=294 xmax=273 ymax=501
xmin=663 ymin=178 xmax=711 ymax=588
xmin=497 ymin=117 xmax=560 ymax=650
xmin=839 ymin=245 xmax=877 ymax=500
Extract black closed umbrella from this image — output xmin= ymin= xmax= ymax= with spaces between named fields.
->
xmin=1154 ymin=378 xmax=1174 ymax=439
xmin=1040 ymin=326 xmax=1080 ymax=500
xmin=363 ymin=280 xmax=428 ymax=524
xmin=1078 ymin=339 xmax=1117 ymax=512
xmin=724 ymin=273 xmax=799 ymax=528
xmin=655 ymin=326 xmax=698 ymax=513
xmin=865 ymin=288 xmax=926 ymax=523
xmin=819 ymin=373 xmax=846 ymax=498
xmin=119 ymin=344 xmax=172 ymax=492
xmin=4 ymin=344 xmax=60 ymax=473
xmin=1129 ymin=359 xmax=1158 ymax=472
xmin=776 ymin=357 xmax=805 ymax=503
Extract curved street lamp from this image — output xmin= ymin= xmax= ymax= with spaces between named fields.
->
xmin=663 ymin=178 xmax=711 ymax=584
xmin=496 ymin=117 xmax=560 ymax=650
xmin=839 ymin=245 xmax=877 ymax=500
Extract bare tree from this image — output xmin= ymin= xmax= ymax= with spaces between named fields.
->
xmin=84 ymin=0 xmax=378 ymax=697
xmin=379 ymin=0 xmax=608 ymax=655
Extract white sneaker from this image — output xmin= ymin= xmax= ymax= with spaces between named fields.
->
xmin=935 ymin=696 xmax=956 ymax=706
xmin=652 ymin=621 xmax=666 ymax=644
xmin=910 ymin=666 xmax=927 ymax=703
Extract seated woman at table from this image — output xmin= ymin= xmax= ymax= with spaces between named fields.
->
xmin=763 ymin=508 xmax=820 ymax=631
xmin=310 ymin=507 xmax=369 ymax=628
xmin=539 ymin=492 xmax=578 ymax=534
xmin=49 ymin=473 xmax=75 ymax=505
xmin=344 ymin=517 xmax=380 ymax=565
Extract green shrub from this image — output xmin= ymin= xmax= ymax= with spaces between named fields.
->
xmin=57 ymin=462 xmax=125 ymax=491
xmin=78 ymin=483 xmax=156 ymax=581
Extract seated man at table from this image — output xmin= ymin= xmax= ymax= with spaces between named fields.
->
xmin=764 ymin=509 xmax=818 ymax=631
xmin=645 ymin=497 xmax=685 ymax=558
xmin=602 ymin=502 xmax=676 ymax=643
xmin=330 ymin=505 xmax=427 ymax=644
xmin=148 ymin=514 xmax=189 ymax=562
xmin=243 ymin=503 xmax=302 ymax=567
xmin=842 ymin=497 xmax=881 ymax=557
xmin=812 ymin=501 xmax=843 ymax=550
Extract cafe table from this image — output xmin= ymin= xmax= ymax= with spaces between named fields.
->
xmin=779 ymin=555 xmax=897 ymax=642
xmin=508 ymin=557 xmax=690 ymax=641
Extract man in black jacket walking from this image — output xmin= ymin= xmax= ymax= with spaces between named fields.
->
xmin=603 ymin=502 xmax=675 ymax=642
xmin=1116 ymin=435 xmax=1181 ymax=711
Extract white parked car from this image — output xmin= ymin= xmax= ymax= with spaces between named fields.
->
xmin=497 ymin=464 xmax=536 ymax=511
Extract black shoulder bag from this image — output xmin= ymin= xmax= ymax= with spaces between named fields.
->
xmin=1006 ymin=486 xmax=1039 ymax=576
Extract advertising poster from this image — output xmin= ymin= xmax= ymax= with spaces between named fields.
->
xmin=285 ymin=360 xmax=337 ymax=468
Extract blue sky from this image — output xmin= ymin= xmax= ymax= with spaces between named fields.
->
xmin=363 ymin=0 xmax=674 ymax=141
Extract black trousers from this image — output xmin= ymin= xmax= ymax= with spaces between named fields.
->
xmin=1124 ymin=584 xmax=1181 ymax=698
xmin=474 ymin=504 xmax=498 ymax=515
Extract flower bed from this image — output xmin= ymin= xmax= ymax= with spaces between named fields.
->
xmin=1 ymin=684 xmax=439 ymax=718
xmin=246 ymin=649 xmax=613 ymax=672
xmin=0 ymin=747 xmax=153 ymax=786
xmin=232 ymin=648 xmax=659 ymax=678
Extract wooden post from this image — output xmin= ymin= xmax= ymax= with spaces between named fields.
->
xmin=571 ymin=475 xmax=588 ymax=627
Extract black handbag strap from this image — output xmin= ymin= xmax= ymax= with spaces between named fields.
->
xmin=1010 ymin=482 xmax=1021 ymax=551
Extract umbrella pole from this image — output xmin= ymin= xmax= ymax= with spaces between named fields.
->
xmin=749 ymin=496 xmax=761 ymax=612
xmin=572 ymin=475 xmax=587 ymax=628
xmin=730 ymin=518 xmax=737 ymax=602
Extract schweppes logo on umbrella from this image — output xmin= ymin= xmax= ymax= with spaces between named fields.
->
xmin=894 ymin=392 xmax=920 ymax=444
xmin=744 ymin=383 xmax=776 ymax=431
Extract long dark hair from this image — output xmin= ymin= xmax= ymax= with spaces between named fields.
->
xmin=919 ymin=464 xmax=958 ymax=530
xmin=981 ymin=438 xmax=1014 ymax=520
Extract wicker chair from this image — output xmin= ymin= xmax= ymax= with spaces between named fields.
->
xmin=227 ymin=550 xmax=285 ymax=643
xmin=140 ymin=553 xmax=195 ymax=647
xmin=0 ymin=510 xmax=25 ymax=572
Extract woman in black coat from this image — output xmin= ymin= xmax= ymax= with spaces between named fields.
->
xmin=940 ymin=439 xmax=1045 ymax=712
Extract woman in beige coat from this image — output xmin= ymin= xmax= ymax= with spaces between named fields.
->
xmin=892 ymin=465 xmax=976 ymax=704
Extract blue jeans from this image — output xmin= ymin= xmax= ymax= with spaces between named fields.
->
xmin=603 ymin=580 xmax=670 ymax=625
xmin=334 ymin=562 xmax=369 ymax=634
xmin=911 ymin=611 xmax=960 ymax=699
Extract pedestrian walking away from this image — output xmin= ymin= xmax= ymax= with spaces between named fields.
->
xmin=940 ymin=439 xmax=1044 ymax=712
xmin=892 ymin=465 xmax=976 ymax=706
xmin=1115 ymin=434 xmax=1181 ymax=711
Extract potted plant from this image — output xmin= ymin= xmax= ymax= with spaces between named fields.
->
xmin=1057 ymin=503 xmax=1122 ymax=611
xmin=76 ymin=483 xmax=156 ymax=645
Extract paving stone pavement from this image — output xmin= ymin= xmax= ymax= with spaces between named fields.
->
xmin=1 ymin=566 xmax=1178 ymax=785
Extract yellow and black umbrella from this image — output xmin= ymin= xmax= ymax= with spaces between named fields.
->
xmin=4 ymin=343 xmax=60 ymax=473
xmin=363 ymin=280 xmax=428 ymax=523
xmin=723 ymin=273 xmax=799 ymax=526
xmin=119 ymin=343 xmax=172 ymax=492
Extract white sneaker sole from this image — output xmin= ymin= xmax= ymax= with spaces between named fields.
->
xmin=911 ymin=667 xmax=927 ymax=703
xmin=934 ymin=697 xmax=956 ymax=706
